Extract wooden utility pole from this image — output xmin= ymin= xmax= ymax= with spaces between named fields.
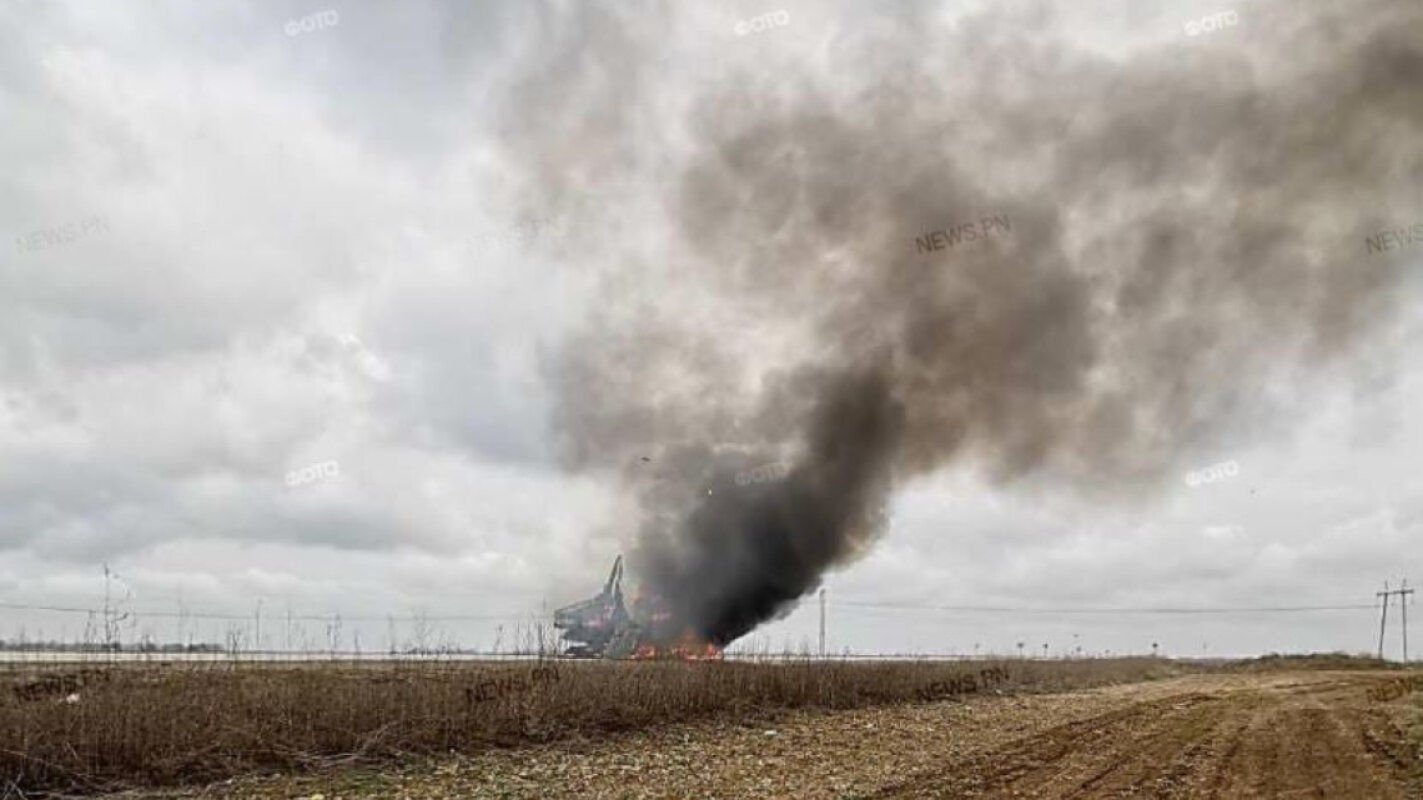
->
xmin=1377 ymin=581 xmax=1414 ymax=661
xmin=1378 ymin=582 xmax=1391 ymax=660
xmin=1402 ymin=581 xmax=1414 ymax=663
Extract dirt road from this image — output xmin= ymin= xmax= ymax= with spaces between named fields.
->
xmin=139 ymin=670 xmax=1422 ymax=799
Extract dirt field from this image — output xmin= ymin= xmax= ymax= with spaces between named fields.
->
xmin=121 ymin=669 xmax=1421 ymax=799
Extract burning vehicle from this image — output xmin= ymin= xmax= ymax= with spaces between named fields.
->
xmin=553 ymin=556 xmax=722 ymax=660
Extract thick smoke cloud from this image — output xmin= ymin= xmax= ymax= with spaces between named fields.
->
xmin=499 ymin=0 xmax=1423 ymax=645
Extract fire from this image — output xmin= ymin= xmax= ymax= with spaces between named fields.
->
xmin=632 ymin=628 xmax=724 ymax=661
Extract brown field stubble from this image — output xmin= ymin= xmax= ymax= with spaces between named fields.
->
xmin=0 ymin=657 xmax=1177 ymax=794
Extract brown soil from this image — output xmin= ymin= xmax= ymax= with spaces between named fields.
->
xmin=121 ymin=669 xmax=1423 ymax=799
xmin=865 ymin=672 xmax=1420 ymax=798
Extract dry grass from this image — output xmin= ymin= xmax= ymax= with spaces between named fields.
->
xmin=0 ymin=656 xmax=1182 ymax=795
xmin=1223 ymin=652 xmax=1398 ymax=672
xmin=1407 ymin=690 xmax=1423 ymax=753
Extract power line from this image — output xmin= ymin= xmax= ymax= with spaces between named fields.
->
xmin=833 ymin=601 xmax=1378 ymax=615
xmin=0 ymin=600 xmax=531 ymax=623
xmin=0 ymin=597 xmax=1383 ymax=625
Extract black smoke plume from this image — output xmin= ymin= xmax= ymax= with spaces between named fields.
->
xmin=497 ymin=0 xmax=1423 ymax=645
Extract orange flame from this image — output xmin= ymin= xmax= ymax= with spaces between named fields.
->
xmin=631 ymin=629 xmax=724 ymax=661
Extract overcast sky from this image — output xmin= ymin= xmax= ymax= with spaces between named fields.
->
xmin=2 ymin=0 xmax=1421 ymax=659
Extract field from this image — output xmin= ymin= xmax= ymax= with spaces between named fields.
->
xmin=1 ymin=656 xmax=1170 ymax=795
xmin=3 ymin=657 xmax=1421 ymax=798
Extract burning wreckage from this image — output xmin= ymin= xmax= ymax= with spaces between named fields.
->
xmin=553 ymin=556 xmax=722 ymax=660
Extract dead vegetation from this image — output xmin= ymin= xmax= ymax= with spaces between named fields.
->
xmin=1222 ymin=652 xmax=1398 ymax=672
xmin=103 ymin=668 xmax=1423 ymax=800
xmin=0 ymin=656 xmax=1178 ymax=795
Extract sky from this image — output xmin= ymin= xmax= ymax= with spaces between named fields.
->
xmin=1 ymin=0 xmax=1421 ymax=659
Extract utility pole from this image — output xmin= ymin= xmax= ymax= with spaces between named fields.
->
xmin=1378 ymin=581 xmax=1391 ymax=660
xmin=1377 ymin=581 xmax=1415 ymax=661
xmin=818 ymin=588 xmax=826 ymax=659
xmin=1402 ymin=581 xmax=1414 ymax=663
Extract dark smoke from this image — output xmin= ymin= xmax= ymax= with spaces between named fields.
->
xmin=499 ymin=0 xmax=1423 ymax=645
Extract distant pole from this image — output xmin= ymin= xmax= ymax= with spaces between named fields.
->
xmin=1378 ymin=582 xmax=1391 ymax=660
xmin=1377 ymin=581 xmax=1413 ymax=661
xmin=818 ymin=588 xmax=826 ymax=659
xmin=1401 ymin=581 xmax=1414 ymax=663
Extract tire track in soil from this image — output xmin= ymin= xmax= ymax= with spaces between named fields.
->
xmin=1207 ymin=683 xmax=1412 ymax=800
xmin=1047 ymin=695 xmax=1231 ymax=798
xmin=868 ymin=674 xmax=1416 ymax=799
xmin=864 ymin=694 xmax=1225 ymax=798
